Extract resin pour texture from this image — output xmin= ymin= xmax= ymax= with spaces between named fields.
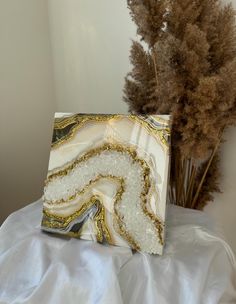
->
xmin=41 ymin=114 xmax=170 ymax=254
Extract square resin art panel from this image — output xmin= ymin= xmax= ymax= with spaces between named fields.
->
xmin=41 ymin=114 xmax=170 ymax=254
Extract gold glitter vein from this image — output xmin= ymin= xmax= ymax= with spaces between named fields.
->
xmin=51 ymin=114 xmax=169 ymax=150
xmin=43 ymin=142 xmax=164 ymax=248
xmin=42 ymin=195 xmax=113 ymax=244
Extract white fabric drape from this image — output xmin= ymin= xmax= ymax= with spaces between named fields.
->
xmin=0 ymin=199 xmax=235 ymax=304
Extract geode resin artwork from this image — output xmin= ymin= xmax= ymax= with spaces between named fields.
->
xmin=41 ymin=113 xmax=170 ymax=254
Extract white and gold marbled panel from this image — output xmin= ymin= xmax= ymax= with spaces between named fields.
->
xmin=41 ymin=114 xmax=170 ymax=254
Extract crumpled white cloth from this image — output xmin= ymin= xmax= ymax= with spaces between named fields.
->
xmin=0 ymin=200 xmax=235 ymax=304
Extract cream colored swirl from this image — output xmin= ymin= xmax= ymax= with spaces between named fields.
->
xmin=43 ymin=143 xmax=163 ymax=254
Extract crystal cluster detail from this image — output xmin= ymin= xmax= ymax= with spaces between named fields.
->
xmin=41 ymin=114 xmax=170 ymax=255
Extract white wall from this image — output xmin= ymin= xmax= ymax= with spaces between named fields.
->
xmin=48 ymin=0 xmax=136 ymax=113
xmin=205 ymin=127 xmax=236 ymax=253
xmin=203 ymin=0 xmax=236 ymax=254
xmin=0 ymin=0 xmax=56 ymax=223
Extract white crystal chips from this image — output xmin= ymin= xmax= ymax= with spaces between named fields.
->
xmin=41 ymin=114 xmax=170 ymax=255
xmin=44 ymin=148 xmax=161 ymax=253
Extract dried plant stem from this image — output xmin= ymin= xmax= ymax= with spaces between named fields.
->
xmin=175 ymin=150 xmax=181 ymax=205
xmin=185 ymin=162 xmax=196 ymax=207
xmin=151 ymin=50 xmax=159 ymax=89
xmin=170 ymin=126 xmax=224 ymax=209
xmin=190 ymin=131 xmax=223 ymax=209
xmin=171 ymin=151 xmax=196 ymax=208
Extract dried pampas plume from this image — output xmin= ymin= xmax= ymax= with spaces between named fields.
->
xmin=124 ymin=0 xmax=236 ymax=209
